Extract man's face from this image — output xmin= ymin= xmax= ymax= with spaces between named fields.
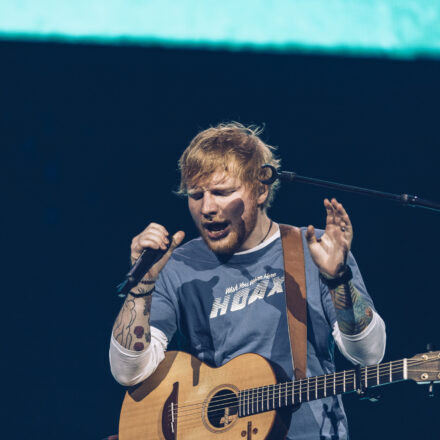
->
xmin=187 ymin=172 xmax=261 ymax=255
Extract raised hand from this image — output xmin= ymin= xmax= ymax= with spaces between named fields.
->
xmin=131 ymin=223 xmax=185 ymax=286
xmin=112 ymin=223 xmax=185 ymax=351
xmin=305 ymin=198 xmax=353 ymax=278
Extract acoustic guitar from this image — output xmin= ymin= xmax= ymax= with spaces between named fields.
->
xmin=118 ymin=349 xmax=440 ymax=439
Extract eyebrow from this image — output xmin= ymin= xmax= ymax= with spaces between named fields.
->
xmin=187 ymin=184 xmax=239 ymax=194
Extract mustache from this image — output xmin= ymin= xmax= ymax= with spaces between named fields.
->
xmin=200 ymin=218 xmax=229 ymax=226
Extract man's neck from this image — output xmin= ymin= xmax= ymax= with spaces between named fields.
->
xmin=238 ymin=212 xmax=275 ymax=252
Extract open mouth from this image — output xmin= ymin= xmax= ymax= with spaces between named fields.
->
xmin=202 ymin=221 xmax=230 ymax=239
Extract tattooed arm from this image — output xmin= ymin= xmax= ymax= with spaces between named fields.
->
xmin=306 ymin=198 xmax=386 ymax=364
xmin=110 ymin=224 xmax=184 ymax=386
xmin=111 ymin=224 xmax=185 ymax=352
xmin=326 ymin=268 xmax=386 ymax=365
xmin=307 ymin=198 xmax=385 ymax=349
xmin=112 ymin=283 xmax=154 ymax=352
xmin=328 ymin=275 xmax=373 ymax=335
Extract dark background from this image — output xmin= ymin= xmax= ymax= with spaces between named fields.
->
xmin=3 ymin=40 xmax=439 ymax=439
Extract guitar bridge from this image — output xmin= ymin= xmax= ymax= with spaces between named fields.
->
xmin=162 ymin=381 xmax=179 ymax=440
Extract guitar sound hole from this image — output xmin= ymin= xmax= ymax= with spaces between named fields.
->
xmin=207 ymin=389 xmax=239 ymax=428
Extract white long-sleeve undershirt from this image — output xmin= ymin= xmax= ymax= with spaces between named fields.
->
xmin=110 ymin=311 xmax=386 ymax=387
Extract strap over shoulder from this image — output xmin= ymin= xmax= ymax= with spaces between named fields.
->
xmin=279 ymin=224 xmax=307 ymax=380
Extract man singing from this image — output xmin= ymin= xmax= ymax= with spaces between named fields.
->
xmin=110 ymin=122 xmax=386 ymax=439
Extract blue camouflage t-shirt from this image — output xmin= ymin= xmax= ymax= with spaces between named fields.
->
xmin=150 ymin=228 xmax=375 ymax=439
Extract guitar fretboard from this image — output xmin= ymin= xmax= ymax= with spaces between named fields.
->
xmin=238 ymin=359 xmax=406 ymax=417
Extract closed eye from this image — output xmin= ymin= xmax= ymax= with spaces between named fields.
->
xmin=211 ymin=189 xmax=235 ymax=196
xmin=188 ymin=192 xmax=203 ymax=200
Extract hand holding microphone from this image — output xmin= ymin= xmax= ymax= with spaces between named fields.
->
xmin=117 ymin=223 xmax=185 ymax=298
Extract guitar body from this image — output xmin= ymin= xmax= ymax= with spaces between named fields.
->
xmin=119 ymin=351 xmax=283 ymax=440
xmin=119 ymin=348 xmax=440 ymax=439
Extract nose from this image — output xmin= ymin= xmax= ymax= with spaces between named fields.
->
xmin=201 ymin=192 xmax=218 ymax=217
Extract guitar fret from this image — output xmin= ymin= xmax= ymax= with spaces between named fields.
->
xmin=263 ymin=385 xmax=269 ymax=411
xmin=324 ymin=374 xmax=327 ymax=397
xmin=365 ymin=366 xmax=368 ymax=387
xmin=377 ymin=364 xmax=379 ymax=386
xmin=254 ymin=388 xmax=258 ymax=414
xmin=262 ymin=386 xmax=268 ymax=411
xmin=291 ymin=381 xmax=295 ymax=405
xmin=267 ymin=384 xmax=270 ymax=409
xmin=299 ymin=379 xmax=302 ymax=403
xmin=258 ymin=387 xmax=261 ymax=413
xmin=307 ymin=378 xmax=310 ymax=401
xmin=256 ymin=387 xmax=258 ymax=413
xmin=390 ymin=362 xmax=392 ymax=382
xmin=315 ymin=376 xmax=318 ymax=399
xmin=272 ymin=384 xmax=275 ymax=409
xmin=244 ymin=390 xmax=247 ymax=416
xmin=269 ymin=384 xmax=272 ymax=410
xmin=343 ymin=370 xmax=346 ymax=393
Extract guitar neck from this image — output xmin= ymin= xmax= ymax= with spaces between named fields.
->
xmin=238 ymin=358 xmax=407 ymax=417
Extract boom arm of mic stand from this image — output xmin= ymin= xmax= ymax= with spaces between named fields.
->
xmin=260 ymin=164 xmax=440 ymax=213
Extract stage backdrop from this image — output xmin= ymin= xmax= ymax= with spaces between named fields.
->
xmin=2 ymin=40 xmax=439 ymax=439
xmin=1 ymin=0 xmax=440 ymax=58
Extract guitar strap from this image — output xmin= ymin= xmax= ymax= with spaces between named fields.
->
xmin=279 ymin=224 xmax=307 ymax=380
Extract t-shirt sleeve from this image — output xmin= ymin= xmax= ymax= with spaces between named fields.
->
xmin=321 ymin=251 xmax=386 ymax=365
xmin=149 ymin=266 xmax=180 ymax=343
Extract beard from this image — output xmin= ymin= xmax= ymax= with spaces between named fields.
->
xmin=198 ymin=204 xmax=259 ymax=256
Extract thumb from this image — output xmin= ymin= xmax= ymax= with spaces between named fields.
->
xmin=305 ymin=225 xmax=318 ymax=245
xmin=168 ymin=230 xmax=185 ymax=252
xmin=148 ymin=231 xmax=185 ymax=279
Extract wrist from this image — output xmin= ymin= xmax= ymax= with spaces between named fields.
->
xmin=320 ymin=265 xmax=353 ymax=289
xmin=130 ymin=280 xmax=155 ymax=296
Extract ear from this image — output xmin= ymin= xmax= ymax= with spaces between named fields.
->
xmin=256 ymin=184 xmax=269 ymax=207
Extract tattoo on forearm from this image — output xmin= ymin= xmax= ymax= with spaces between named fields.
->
xmin=114 ymin=298 xmax=136 ymax=347
xmin=143 ymin=295 xmax=152 ymax=344
xmin=134 ymin=326 xmax=144 ymax=338
xmin=133 ymin=342 xmax=144 ymax=351
xmin=143 ymin=294 xmax=152 ymax=316
xmin=113 ymin=287 xmax=153 ymax=351
xmin=330 ymin=281 xmax=373 ymax=335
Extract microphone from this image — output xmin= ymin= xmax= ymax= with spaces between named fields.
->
xmin=117 ymin=243 xmax=171 ymax=298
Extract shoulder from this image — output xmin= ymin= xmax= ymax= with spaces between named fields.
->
xmin=166 ymin=236 xmax=215 ymax=267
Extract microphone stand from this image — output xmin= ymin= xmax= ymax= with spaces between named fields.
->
xmin=260 ymin=164 xmax=440 ymax=213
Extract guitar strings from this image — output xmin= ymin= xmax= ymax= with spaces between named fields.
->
xmin=170 ymin=358 xmax=406 ymax=413
xmin=170 ymin=363 xmax=427 ymax=427
xmin=169 ymin=358 xmax=425 ymax=419
xmin=171 ymin=369 xmax=404 ymax=422
xmin=165 ymin=358 xmax=435 ymax=422
xmin=170 ymin=362 xmax=414 ymax=427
